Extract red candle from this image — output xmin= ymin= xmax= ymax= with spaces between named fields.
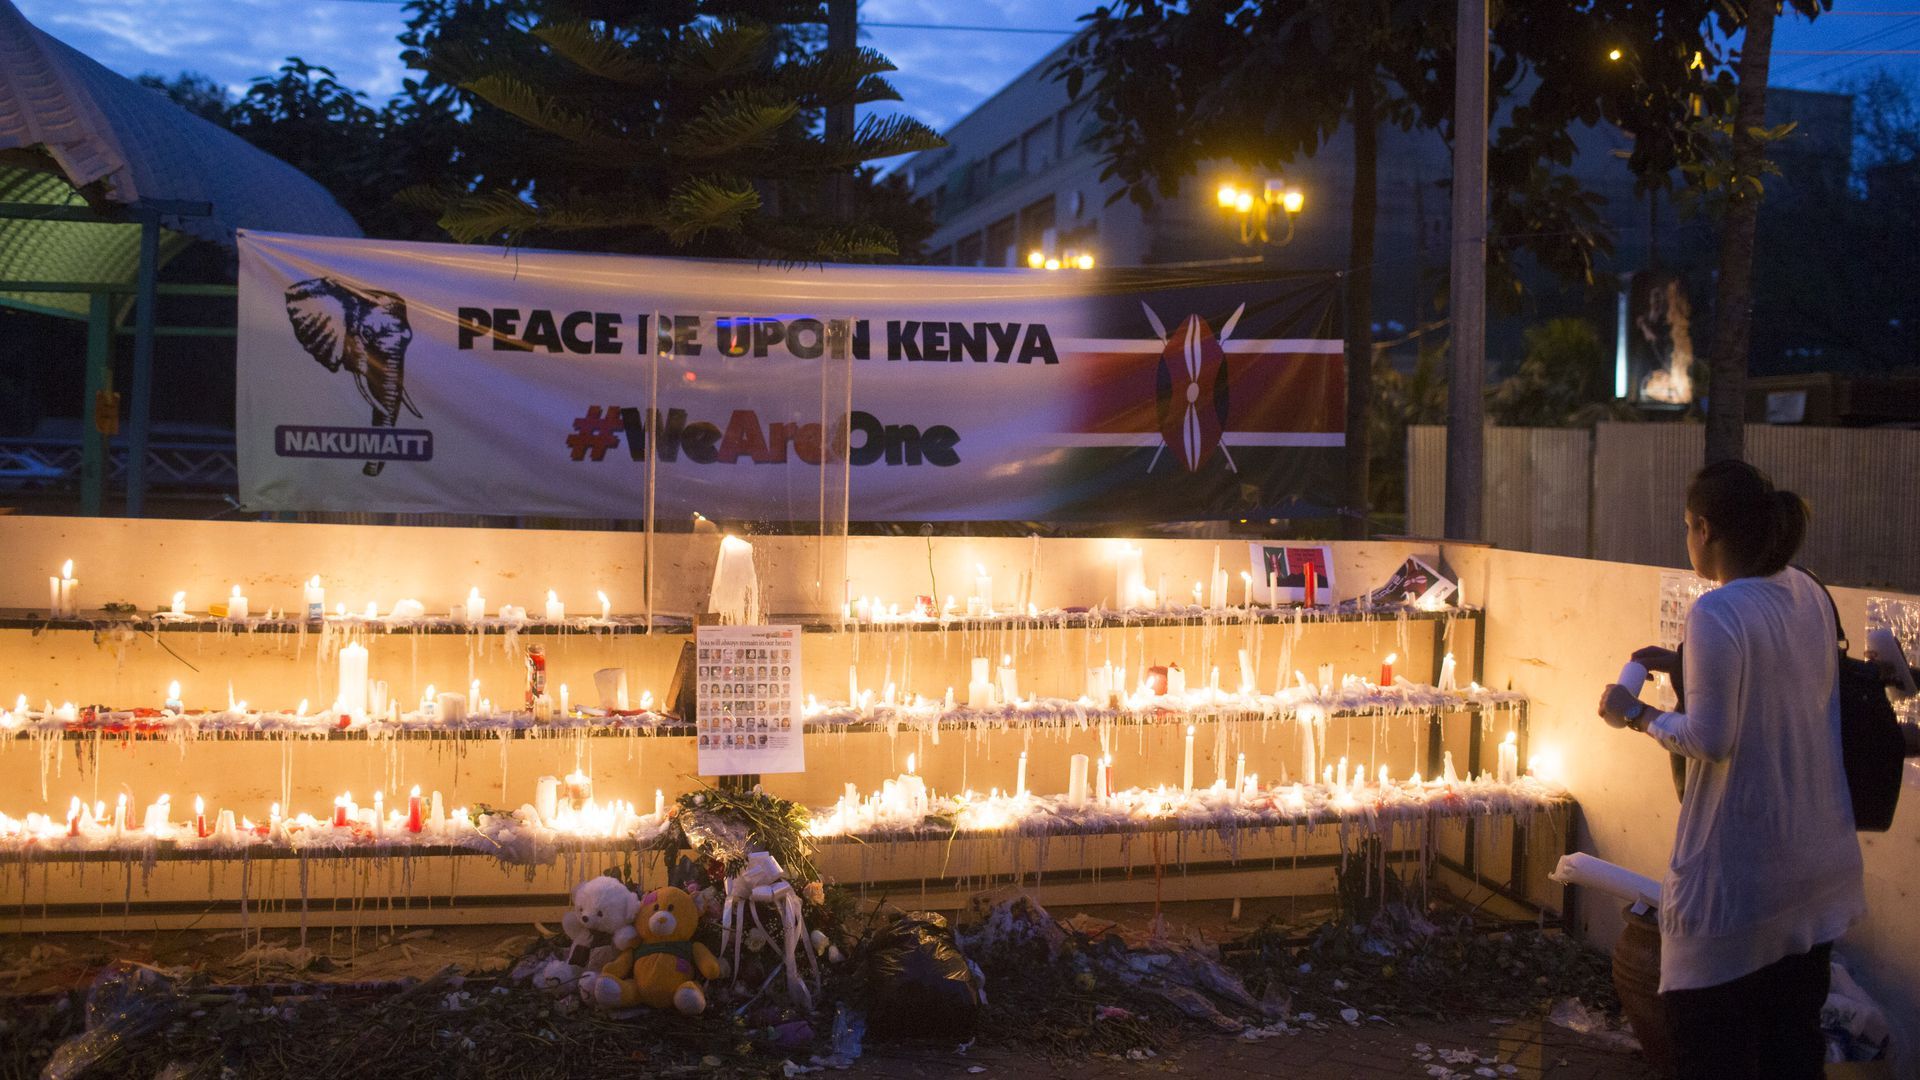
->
xmin=194 ymin=795 xmax=208 ymax=838
xmin=66 ymin=797 xmax=81 ymax=837
xmin=1380 ymin=653 xmax=1396 ymax=686
xmin=406 ymin=785 xmax=424 ymax=833
xmin=333 ymin=795 xmax=350 ymax=828
xmin=1303 ymin=570 xmax=1317 ymax=607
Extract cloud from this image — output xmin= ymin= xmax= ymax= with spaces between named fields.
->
xmin=15 ymin=0 xmax=411 ymax=98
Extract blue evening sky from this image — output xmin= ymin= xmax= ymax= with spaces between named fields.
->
xmin=14 ymin=0 xmax=1918 ymax=139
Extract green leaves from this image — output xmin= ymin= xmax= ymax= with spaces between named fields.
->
xmin=402 ymin=5 xmax=944 ymax=259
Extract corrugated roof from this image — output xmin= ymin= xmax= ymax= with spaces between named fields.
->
xmin=0 ymin=0 xmax=361 ymax=318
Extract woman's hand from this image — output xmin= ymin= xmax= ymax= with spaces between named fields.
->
xmin=1597 ymin=683 xmax=1645 ymax=729
xmin=1630 ymin=646 xmax=1680 ymax=675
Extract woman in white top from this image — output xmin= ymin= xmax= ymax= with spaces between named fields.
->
xmin=1598 ymin=460 xmax=1864 ymax=1080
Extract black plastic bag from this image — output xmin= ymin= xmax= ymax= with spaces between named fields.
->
xmin=864 ymin=911 xmax=983 ymax=1040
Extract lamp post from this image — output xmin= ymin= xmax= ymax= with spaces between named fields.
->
xmin=1216 ymin=179 xmax=1304 ymax=247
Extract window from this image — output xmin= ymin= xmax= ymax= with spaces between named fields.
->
xmin=988 ymin=141 xmax=1019 ymax=178
xmin=984 ymin=216 xmax=1016 ymax=267
xmin=1022 ymin=119 xmax=1057 ymax=173
xmin=1018 ymin=196 xmax=1056 ymax=261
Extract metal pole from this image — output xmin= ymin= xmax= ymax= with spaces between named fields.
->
xmin=825 ymin=0 xmax=857 ymax=220
xmin=126 ymin=210 xmax=160 ymax=517
xmin=81 ymin=292 xmax=111 ymax=515
xmin=1444 ymin=0 xmax=1487 ymax=542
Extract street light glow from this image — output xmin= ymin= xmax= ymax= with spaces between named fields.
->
xmin=1608 ymin=48 xmax=1623 ymax=61
xmin=1234 ymin=191 xmax=1253 ymax=213
xmin=1075 ymin=253 xmax=1094 ymax=270
xmin=1026 ymin=250 xmax=1045 ymax=269
xmin=1282 ymin=189 xmax=1304 ymax=214
xmin=1216 ymin=183 xmax=1239 ymax=208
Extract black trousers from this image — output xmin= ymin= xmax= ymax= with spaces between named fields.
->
xmin=1660 ymin=942 xmax=1832 ymax=1080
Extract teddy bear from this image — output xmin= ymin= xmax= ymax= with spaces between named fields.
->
xmin=586 ymin=885 xmax=723 ymax=1014
xmin=531 ymin=875 xmax=640 ymax=992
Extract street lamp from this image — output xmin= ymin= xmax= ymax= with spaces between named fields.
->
xmin=1027 ymin=249 xmax=1096 ymax=271
xmin=1216 ymin=178 xmax=1303 ymax=246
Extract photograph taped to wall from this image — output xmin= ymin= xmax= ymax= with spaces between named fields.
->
xmin=695 ymin=624 xmax=803 ymax=775
xmin=1658 ymin=570 xmax=1715 ymax=649
xmin=1251 ymin=543 xmax=1333 ymax=603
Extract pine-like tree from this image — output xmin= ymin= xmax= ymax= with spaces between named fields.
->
xmin=400 ymin=1 xmax=945 ymax=260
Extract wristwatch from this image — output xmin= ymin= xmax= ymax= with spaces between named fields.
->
xmin=1625 ymin=701 xmax=1651 ymax=733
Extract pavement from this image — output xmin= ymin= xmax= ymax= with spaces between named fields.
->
xmin=845 ymin=1014 xmax=1658 ymax=1080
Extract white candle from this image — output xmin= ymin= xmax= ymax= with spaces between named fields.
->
xmin=1097 ymin=755 xmax=1111 ymax=802
xmin=559 ymin=683 xmax=570 ymax=716
xmin=170 ymin=590 xmax=187 ymax=617
xmin=545 ymin=590 xmax=565 ymax=622
xmin=112 ymin=793 xmax=128 ymax=835
xmin=1617 ymin=661 xmax=1648 ymax=697
xmin=1086 ymin=665 xmax=1111 ymax=704
xmin=337 ymin=643 xmax=369 ymax=719
xmin=1166 ymin=664 xmax=1186 ymax=696
xmin=974 ymin=564 xmax=992 ymax=613
xmin=849 ymin=664 xmax=859 ymax=705
xmin=143 ymin=794 xmax=170 ymax=836
xmin=372 ymin=790 xmax=385 ymax=836
xmin=1240 ymin=571 xmax=1252 ymax=608
xmin=466 ymin=586 xmax=485 ymax=624
xmin=597 ymin=590 xmax=611 ymax=621
xmin=535 ymin=776 xmax=559 ymax=823
xmin=49 ymin=560 xmax=77 ymax=617
xmin=997 ymin=654 xmax=1019 ymax=704
xmin=1443 ymin=750 xmax=1459 ymax=784
xmin=1438 ymin=652 xmax=1458 ymax=691
xmin=967 ymin=656 xmax=994 ymax=709
xmin=1209 ymin=546 xmax=1221 ymax=608
xmin=1300 ymin=712 xmax=1318 ymax=785
xmin=1499 ymin=731 xmax=1519 ymax=784
xmin=564 ymin=769 xmax=592 ymax=810
xmin=1337 ymin=757 xmax=1348 ymax=793
xmin=226 ymin=584 xmax=249 ymax=621
xmin=305 ymin=576 xmax=324 ymax=621
xmin=430 ymin=790 xmax=445 ymax=829
xmin=1183 ymin=725 xmax=1196 ymax=793
xmin=1068 ymin=753 xmax=1090 ymax=806
xmin=1016 ymin=751 xmax=1028 ymax=797
xmin=364 ymin=600 xmax=379 ymax=621
xmin=435 ymin=691 xmax=467 ymax=723
xmin=1234 ymin=752 xmax=1247 ymax=799
xmin=1238 ymin=649 xmax=1255 ymax=695
xmin=165 ymin=680 xmax=183 ymax=713
xmin=654 ymin=789 xmax=665 ymax=819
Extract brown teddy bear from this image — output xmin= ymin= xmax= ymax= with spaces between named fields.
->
xmin=587 ymin=885 xmax=723 ymax=1014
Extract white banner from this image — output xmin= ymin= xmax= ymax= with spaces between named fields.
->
xmin=237 ymin=231 xmax=1343 ymax=520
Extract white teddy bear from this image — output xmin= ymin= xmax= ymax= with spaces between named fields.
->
xmin=530 ymin=876 xmax=640 ymax=993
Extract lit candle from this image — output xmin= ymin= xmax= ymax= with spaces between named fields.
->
xmin=564 ymin=769 xmax=592 ymax=811
xmin=406 ymin=785 xmax=424 ymax=833
xmin=1183 ymin=725 xmax=1196 ymax=793
xmin=470 ymin=679 xmax=481 ymax=713
xmin=1498 ymin=731 xmax=1519 ymax=784
xmin=1380 ymin=653 xmax=1396 ymax=686
xmin=1068 ymin=753 xmax=1090 ymax=807
xmin=654 ymin=789 xmax=665 ymax=819
xmin=1240 ymin=571 xmax=1252 ymax=609
xmin=372 ymin=790 xmax=385 ymax=836
xmin=466 ymin=586 xmax=485 ymax=625
xmin=997 ymin=654 xmax=1019 ymax=704
xmin=1379 ymin=765 xmax=1391 ymax=789
xmin=213 ymin=810 xmax=237 ymax=842
xmin=337 ymin=643 xmax=369 ymax=720
xmin=1337 ymin=757 xmax=1349 ymax=793
xmin=112 ymin=794 xmax=128 ymax=835
xmin=559 ymin=683 xmax=570 ymax=716
xmin=1438 ymin=652 xmax=1458 ymax=691
xmin=49 ymin=559 xmax=77 ymax=617
xmin=66 ymin=796 xmax=82 ymax=837
xmin=974 ymin=564 xmax=992 ymax=613
xmin=305 ymin=575 xmax=324 ymax=621
xmin=364 ymin=600 xmax=379 ymax=621
xmin=536 ymin=776 xmax=559 ymax=822
xmin=333 ymin=794 xmax=351 ymax=828
xmin=165 ymin=681 xmax=183 ymax=713
xmin=1192 ymin=580 xmax=1203 ymax=607
xmin=1016 ymin=751 xmax=1028 ymax=797
xmin=545 ymin=590 xmax=565 ymax=622
xmin=1444 ymin=751 xmax=1459 ymax=784
xmin=170 ymin=590 xmax=186 ymax=617
xmin=226 ymin=584 xmax=249 ymax=621
xmin=269 ymin=802 xmax=282 ymax=838
xmin=194 ymin=795 xmax=208 ymax=838
xmin=429 ymin=791 xmax=445 ymax=830
xmin=597 ymin=589 xmax=611 ymax=621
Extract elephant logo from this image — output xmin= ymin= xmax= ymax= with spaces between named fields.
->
xmin=284 ymin=277 xmax=423 ymax=475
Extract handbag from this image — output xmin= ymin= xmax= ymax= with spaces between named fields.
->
xmin=1801 ymin=568 xmax=1905 ymax=832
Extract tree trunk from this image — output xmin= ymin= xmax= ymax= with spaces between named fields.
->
xmin=1704 ymin=1 xmax=1778 ymax=466
xmin=1343 ymin=72 xmax=1378 ymax=539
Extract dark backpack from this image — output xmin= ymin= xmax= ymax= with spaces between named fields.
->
xmin=1803 ymin=568 xmax=1906 ymax=832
